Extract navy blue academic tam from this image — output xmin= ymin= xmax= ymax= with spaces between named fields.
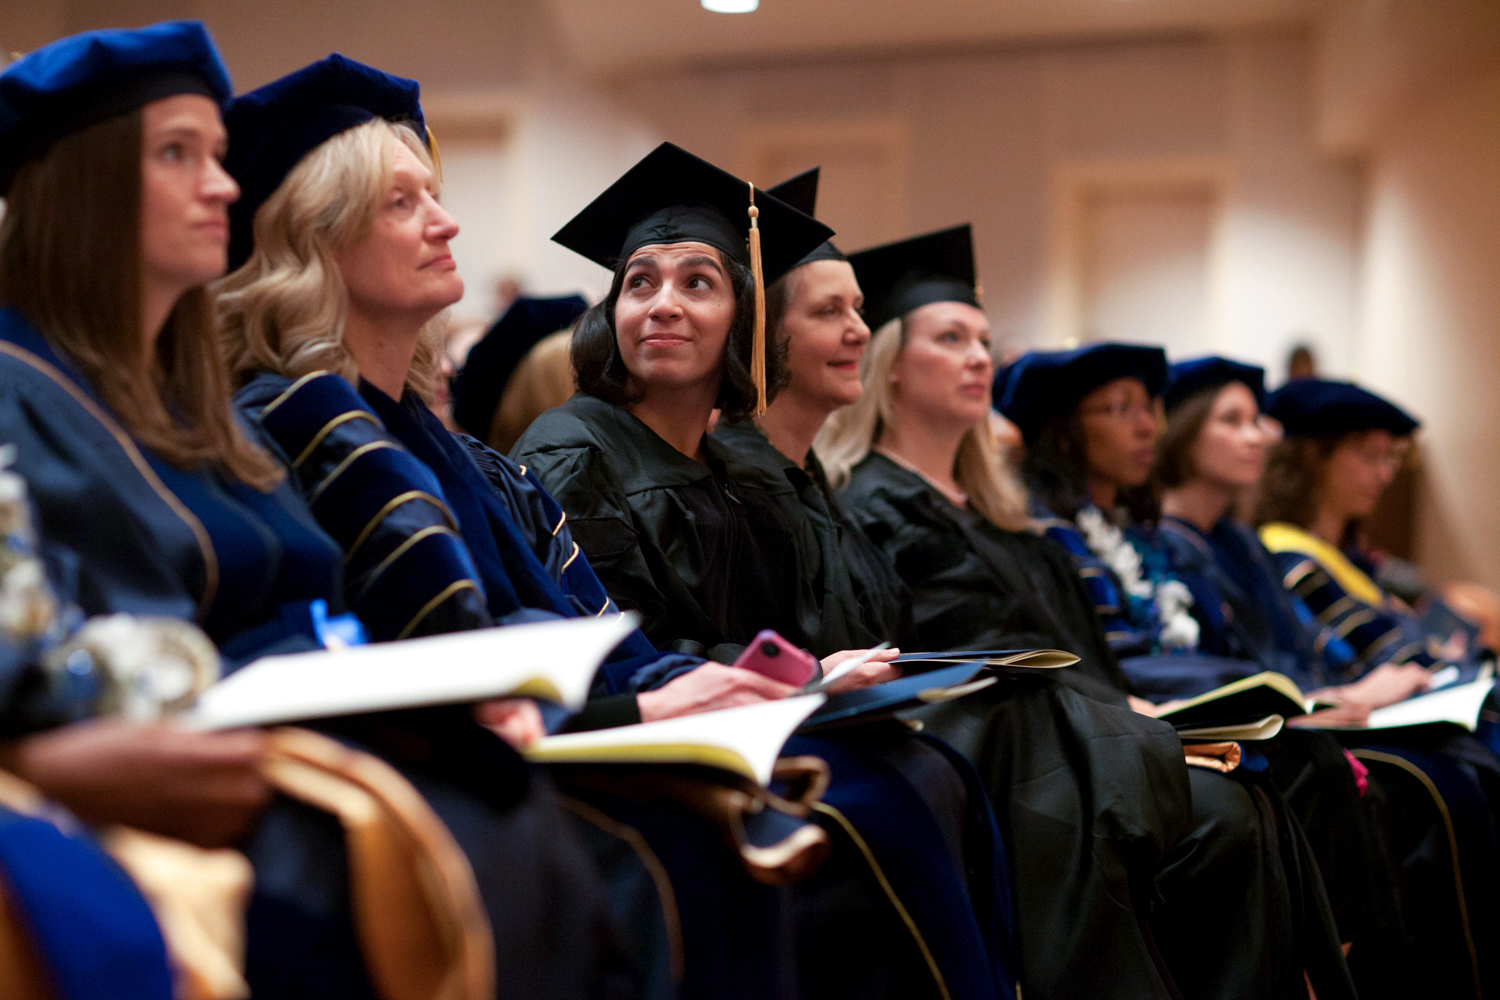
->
xmin=1164 ymin=356 xmax=1266 ymax=415
xmin=994 ymin=342 xmax=1168 ymax=443
xmin=0 ymin=20 xmax=231 ymax=193
xmin=1266 ymin=378 xmax=1420 ymax=437
xmin=452 ymin=295 xmax=591 ymax=439
xmin=225 ymin=53 xmax=425 ymax=269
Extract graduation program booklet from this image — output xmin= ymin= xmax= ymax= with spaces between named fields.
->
xmin=186 ymin=614 xmax=638 ymax=730
xmin=1145 ymin=671 xmax=1315 ymax=730
xmin=524 ymin=694 xmax=827 ymax=786
xmin=1348 ymin=669 xmax=1494 ymax=732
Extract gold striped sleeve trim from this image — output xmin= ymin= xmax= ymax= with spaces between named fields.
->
xmin=259 ymin=369 xmax=334 ymax=419
xmin=1315 ymin=594 xmax=1360 ymax=626
xmin=1352 ymin=750 xmax=1481 ymax=994
xmin=308 ymin=441 xmax=400 ymax=507
xmin=811 ymin=802 xmax=951 ymax=1000
xmin=0 ymin=342 xmax=220 ymax=620
xmin=397 ymin=580 xmax=482 ymax=640
xmin=1387 ymin=640 xmax=1426 ymax=665
xmin=1281 ymin=559 xmax=1318 ymax=591
xmin=1331 ymin=608 xmax=1376 ymax=641
xmin=560 ymin=541 xmax=581 ymax=572
xmin=355 ymin=525 xmax=466 ymax=604
xmin=1362 ymin=626 xmax=1407 ymax=659
xmin=346 ymin=490 xmax=458 ymax=564
xmin=551 ymin=509 xmax=567 ymax=537
xmin=293 ymin=410 xmax=380 ymax=468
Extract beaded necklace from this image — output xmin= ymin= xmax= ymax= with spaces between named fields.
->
xmin=875 ymin=447 xmax=969 ymax=509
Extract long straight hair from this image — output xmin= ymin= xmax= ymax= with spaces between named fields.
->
xmin=816 ymin=316 xmax=1030 ymax=531
xmin=0 ymin=108 xmax=281 ymax=490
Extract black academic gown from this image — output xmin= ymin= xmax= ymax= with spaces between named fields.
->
xmin=517 ymin=396 xmax=1020 ymax=1000
xmin=0 ymin=310 xmax=631 ymax=1000
xmin=839 ymin=452 xmax=1355 ymax=1000
xmin=711 ymin=420 xmax=1019 ymax=999
xmin=711 ymin=421 xmax=915 ymax=652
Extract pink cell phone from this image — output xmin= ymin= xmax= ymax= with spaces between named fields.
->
xmin=732 ymin=630 xmax=820 ymax=686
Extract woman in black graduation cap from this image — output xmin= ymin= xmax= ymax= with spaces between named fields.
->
xmin=820 ymin=227 xmax=1355 ymax=1000
xmin=218 ymin=58 xmax=865 ymax=1000
xmin=514 ymin=147 xmax=1034 ymax=1000
xmin=703 ymin=170 xmax=1032 ymax=1000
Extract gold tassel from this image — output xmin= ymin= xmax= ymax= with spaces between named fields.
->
xmin=747 ymin=182 xmax=767 ymax=416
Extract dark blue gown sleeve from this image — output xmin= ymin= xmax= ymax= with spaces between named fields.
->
xmin=235 ymin=372 xmax=494 ymax=642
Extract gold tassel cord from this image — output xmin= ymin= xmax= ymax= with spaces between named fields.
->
xmin=747 ymin=182 xmax=767 ymax=416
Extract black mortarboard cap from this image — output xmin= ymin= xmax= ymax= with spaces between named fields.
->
xmin=225 ymin=54 xmax=427 ymax=270
xmin=552 ymin=141 xmax=833 ymax=413
xmin=766 ymin=167 xmax=845 ymax=265
xmin=994 ymin=342 xmax=1169 ymax=443
xmin=1164 ymin=356 xmax=1266 ymax=414
xmin=452 ymin=294 xmax=590 ymax=438
xmin=552 ymin=142 xmax=832 ymax=285
xmin=0 ymin=21 xmax=231 ymax=194
xmin=1266 ymin=379 xmax=1420 ymax=437
xmin=848 ymin=224 xmax=979 ymax=331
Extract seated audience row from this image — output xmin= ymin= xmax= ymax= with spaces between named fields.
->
xmin=1 ymin=18 xmax=1494 ymax=1000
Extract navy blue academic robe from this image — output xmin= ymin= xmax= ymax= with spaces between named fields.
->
xmin=0 ymin=310 xmax=631 ymax=1000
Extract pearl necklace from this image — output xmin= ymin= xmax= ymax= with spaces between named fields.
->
xmin=875 ymin=447 xmax=969 ymax=508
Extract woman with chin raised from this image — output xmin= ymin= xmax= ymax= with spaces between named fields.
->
xmin=821 ymin=227 xmax=1355 ymax=1000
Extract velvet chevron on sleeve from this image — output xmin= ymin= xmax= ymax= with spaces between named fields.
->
xmin=1259 ymin=522 xmax=1437 ymax=681
xmin=236 ymin=371 xmax=492 ymax=641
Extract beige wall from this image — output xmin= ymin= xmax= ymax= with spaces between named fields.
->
xmin=609 ymin=33 xmax=1362 ymax=380
xmin=5 ymin=3 xmax=1497 ymax=585
xmin=1354 ymin=70 xmax=1500 ymax=587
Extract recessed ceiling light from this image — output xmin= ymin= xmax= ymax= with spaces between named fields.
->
xmin=702 ymin=0 xmax=758 ymax=11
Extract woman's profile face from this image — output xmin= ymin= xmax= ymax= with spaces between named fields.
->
xmin=335 ymin=139 xmax=463 ymax=326
xmin=1189 ymin=382 xmax=1268 ymax=490
xmin=779 ymin=259 xmax=869 ymax=413
xmin=1077 ymin=376 xmax=1158 ymax=489
xmin=139 ymin=94 xmax=240 ymax=296
xmin=614 ymin=241 xmax=736 ymax=393
xmin=1319 ymin=429 xmax=1405 ymax=522
xmin=888 ymin=300 xmax=993 ymax=432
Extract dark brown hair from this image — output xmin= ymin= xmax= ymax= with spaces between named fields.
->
xmin=0 ymin=108 xmax=281 ymax=490
xmin=570 ymin=247 xmax=785 ymax=420
xmin=1254 ymin=434 xmax=1350 ymax=536
xmin=1154 ymin=386 xmax=1221 ymax=490
xmin=1023 ymin=411 xmax=1158 ymax=523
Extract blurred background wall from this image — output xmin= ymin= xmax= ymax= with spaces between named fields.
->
xmin=3 ymin=0 xmax=1498 ymax=586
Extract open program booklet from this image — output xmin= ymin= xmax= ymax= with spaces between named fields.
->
xmin=1146 ymin=666 xmax=1496 ymax=736
xmin=185 ymin=614 xmax=639 ymax=730
xmin=525 ymin=694 xmax=827 ymax=786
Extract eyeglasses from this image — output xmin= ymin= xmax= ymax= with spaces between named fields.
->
xmin=1080 ymin=399 xmax=1154 ymax=422
xmin=1352 ymin=441 xmax=1411 ymax=470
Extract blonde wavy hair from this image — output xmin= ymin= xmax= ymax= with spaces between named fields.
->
xmin=816 ymin=316 xmax=1031 ymax=532
xmin=215 ymin=118 xmax=445 ymax=402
